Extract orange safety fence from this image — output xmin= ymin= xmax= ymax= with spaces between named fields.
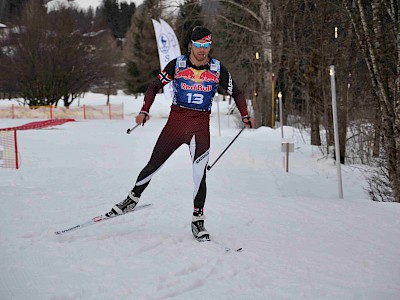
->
xmin=0 ymin=119 xmax=76 ymax=169
xmin=0 ymin=103 xmax=124 ymax=120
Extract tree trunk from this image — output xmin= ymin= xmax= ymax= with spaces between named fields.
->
xmin=338 ymin=97 xmax=347 ymax=164
xmin=310 ymin=104 xmax=321 ymax=146
xmin=260 ymin=0 xmax=273 ymax=128
xmin=106 ymin=82 xmax=111 ymax=105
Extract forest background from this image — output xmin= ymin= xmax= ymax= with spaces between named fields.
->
xmin=0 ymin=0 xmax=399 ymax=203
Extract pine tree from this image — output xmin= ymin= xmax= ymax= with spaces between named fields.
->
xmin=118 ymin=1 xmax=135 ymax=39
xmin=102 ymin=0 xmax=121 ymax=38
xmin=124 ymin=0 xmax=162 ymax=94
xmin=101 ymin=0 xmax=135 ymax=40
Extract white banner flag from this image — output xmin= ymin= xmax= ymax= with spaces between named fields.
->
xmin=152 ymin=19 xmax=181 ymax=101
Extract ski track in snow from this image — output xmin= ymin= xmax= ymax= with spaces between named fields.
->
xmin=1 ymin=93 xmax=400 ymax=299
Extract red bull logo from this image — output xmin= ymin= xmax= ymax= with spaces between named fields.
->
xmin=181 ymin=82 xmax=212 ymax=92
xmin=199 ymin=70 xmax=219 ymax=83
xmin=176 ymin=68 xmax=218 ymax=92
xmin=176 ymin=69 xmax=219 ymax=83
xmin=175 ymin=69 xmax=196 ymax=80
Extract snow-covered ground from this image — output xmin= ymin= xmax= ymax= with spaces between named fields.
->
xmin=1 ymin=92 xmax=399 ymax=299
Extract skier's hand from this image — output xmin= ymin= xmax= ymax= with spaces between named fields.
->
xmin=136 ymin=111 xmax=149 ymax=125
xmin=242 ymin=116 xmax=254 ymax=128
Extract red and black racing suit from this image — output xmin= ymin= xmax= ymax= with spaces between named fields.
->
xmin=131 ymin=54 xmax=249 ymax=211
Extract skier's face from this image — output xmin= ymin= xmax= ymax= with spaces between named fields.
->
xmin=190 ymin=39 xmax=211 ymax=64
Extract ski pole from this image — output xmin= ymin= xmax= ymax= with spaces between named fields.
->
xmin=126 ymin=124 xmax=140 ymax=134
xmin=207 ymin=127 xmax=246 ymax=171
xmin=127 ymin=114 xmax=149 ymax=134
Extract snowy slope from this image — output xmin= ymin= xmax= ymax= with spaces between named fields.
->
xmin=1 ymin=93 xmax=399 ymax=299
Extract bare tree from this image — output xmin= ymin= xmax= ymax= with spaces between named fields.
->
xmin=0 ymin=0 xmax=117 ymax=107
xmin=6 ymin=0 xmax=53 ymax=105
xmin=204 ymin=0 xmax=273 ymax=128
xmin=175 ymin=0 xmax=203 ymax=52
xmin=343 ymin=0 xmax=400 ymax=202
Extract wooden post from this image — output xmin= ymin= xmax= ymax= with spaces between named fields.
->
xmin=279 ymin=92 xmax=283 ymax=139
xmin=271 ymin=73 xmax=275 ymax=128
xmin=286 ymin=142 xmax=289 ymax=172
xmin=281 ymin=140 xmax=294 ymax=172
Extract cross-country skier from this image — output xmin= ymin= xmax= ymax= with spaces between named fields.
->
xmin=108 ymin=26 xmax=254 ymax=240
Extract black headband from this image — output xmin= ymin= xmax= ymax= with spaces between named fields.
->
xmin=191 ymin=26 xmax=212 ymax=42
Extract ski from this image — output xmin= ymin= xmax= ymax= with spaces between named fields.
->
xmin=225 ymin=247 xmax=243 ymax=253
xmin=197 ymin=237 xmax=243 ymax=252
xmin=54 ymin=203 xmax=152 ymax=235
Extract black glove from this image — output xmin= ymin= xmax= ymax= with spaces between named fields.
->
xmin=242 ymin=116 xmax=253 ymax=128
xmin=140 ymin=111 xmax=150 ymax=125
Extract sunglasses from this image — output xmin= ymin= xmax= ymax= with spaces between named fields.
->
xmin=192 ymin=41 xmax=212 ymax=49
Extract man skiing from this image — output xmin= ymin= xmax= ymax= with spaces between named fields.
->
xmin=108 ymin=26 xmax=254 ymax=240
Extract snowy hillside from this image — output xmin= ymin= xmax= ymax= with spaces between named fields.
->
xmin=1 ymin=92 xmax=399 ymax=299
